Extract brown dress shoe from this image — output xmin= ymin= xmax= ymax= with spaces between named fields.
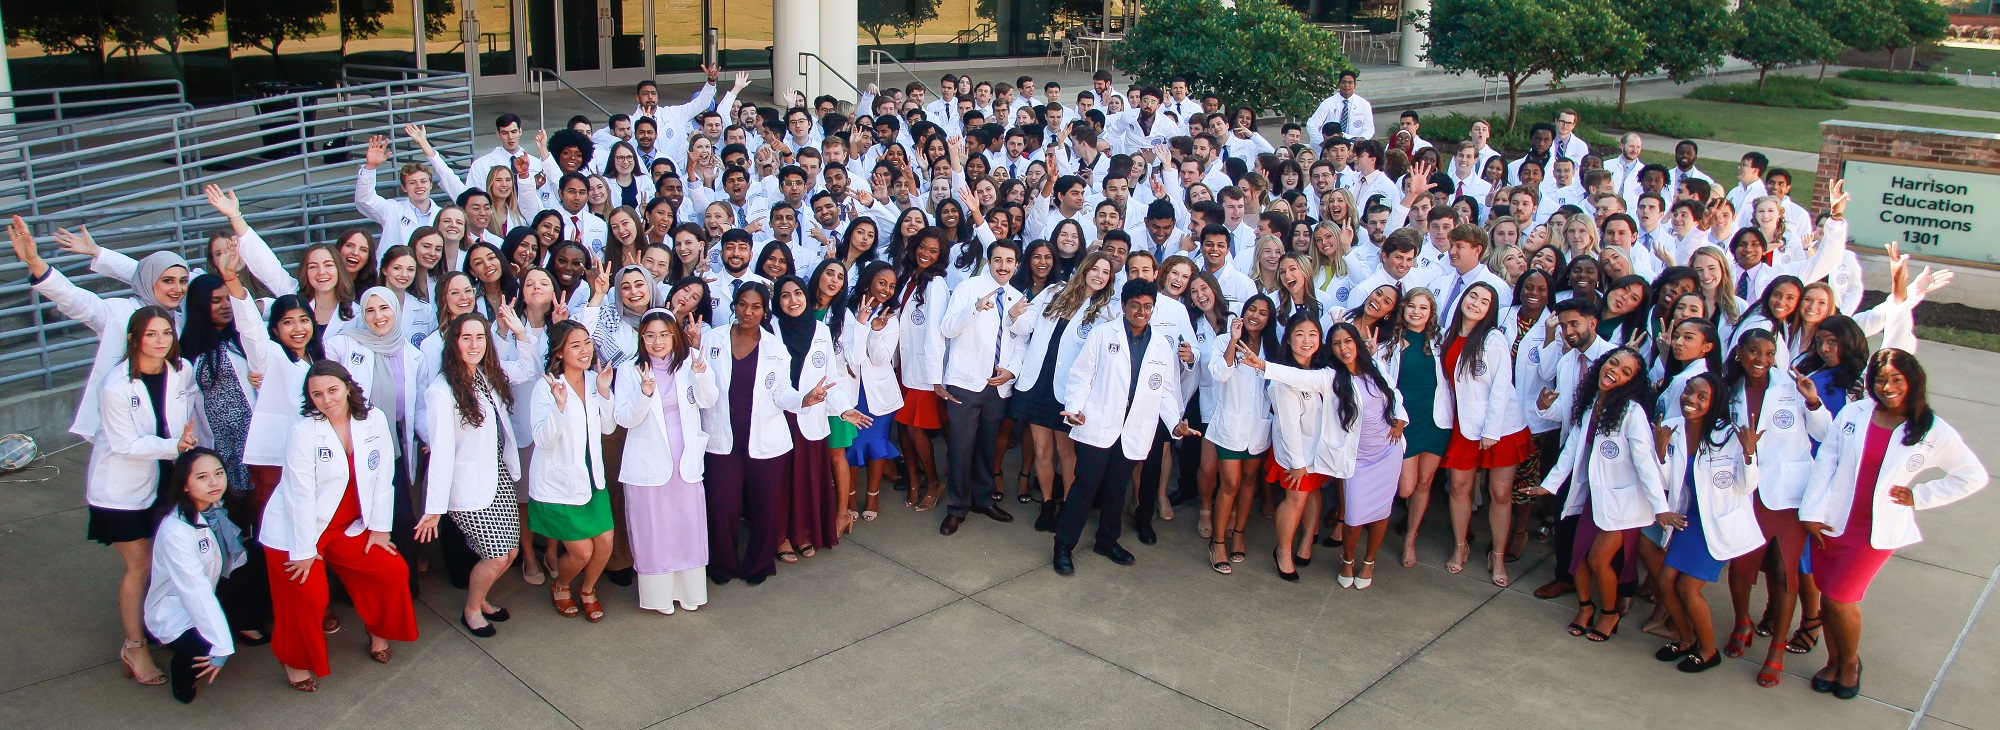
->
xmin=939 ymin=514 xmax=965 ymax=535
xmin=1533 ymin=580 xmax=1575 ymax=599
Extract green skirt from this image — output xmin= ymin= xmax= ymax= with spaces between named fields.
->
xmin=529 ymin=486 xmax=613 ymax=541
xmin=827 ymin=417 xmax=858 ymax=449
xmin=1215 ymin=443 xmax=1265 ymax=461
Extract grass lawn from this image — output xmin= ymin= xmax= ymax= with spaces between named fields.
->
xmin=1918 ymin=325 xmax=2000 ymax=354
xmin=1837 ymin=79 xmax=2000 ymax=113
xmin=1934 ymin=44 xmax=2000 ymax=77
xmin=1628 ymin=98 xmax=2000 ymax=153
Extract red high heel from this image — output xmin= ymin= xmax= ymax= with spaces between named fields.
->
xmin=1723 ymin=619 xmax=1755 ymax=658
xmin=1757 ymin=658 xmax=1785 ymax=687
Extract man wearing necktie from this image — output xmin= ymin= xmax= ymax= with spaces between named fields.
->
xmin=1306 ymin=70 xmax=1373 ymax=145
xmin=934 ymin=240 xmax=1025 ymax=536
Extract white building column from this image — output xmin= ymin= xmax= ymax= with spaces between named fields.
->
xmin=818 ymin=0 xmax=859 ymax=104
xmin=772 ymin=0 xmax=820 ymax=107
xmin=1398 ymin=0 xmax=1429 ymax=69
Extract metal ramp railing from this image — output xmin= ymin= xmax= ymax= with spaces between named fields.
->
xmin=0 ymin=68 xmax=477 ymax=391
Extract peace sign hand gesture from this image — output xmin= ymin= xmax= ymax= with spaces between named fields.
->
xmin=545 ymin=374 xmax=569 ymax=411
xmin=177 ymin=418 xmax=199 ymax=453
xmin=595 ymin=360 xmax=615 ymax=400
xmin=802 ymin=378 xmax=833 ymax=407
xmin=639 ymin=363 xmax=656 ymax=397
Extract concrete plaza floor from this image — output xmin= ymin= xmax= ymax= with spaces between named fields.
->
xmin=0 ymin=338 xmax=1995 ymax=729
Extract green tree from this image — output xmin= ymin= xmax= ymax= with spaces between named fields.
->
xmin=103 ymin=0 xmax=226 ymax=75
xmin=1112 ymin=0 xmax=1349 ymax=120
xmin=858 ymin=0 xmax=943 ymax=47
xmin=1610 ymin=0 xmax=1740 ymax=111
xmin=1731 ymin=0 xmax=1841 ymax=90
xmin=1801 ymin=0 xmax=1900 ymax=79
xmin=1418 ymin=0 xmax=1569 ymax=132
xmin=1552 ymin=0 xmax=1643 ymax=108
xmin=1885 ymin=0 xmax=1950 ymax=70
xmin=227 ymin=0 xmax=338 ymax=76
xmin=4 ymin=0 xmax=109 ymax=77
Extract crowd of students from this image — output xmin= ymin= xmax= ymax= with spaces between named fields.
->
xmin=19 ymin=63 xmax=1987 ymax=705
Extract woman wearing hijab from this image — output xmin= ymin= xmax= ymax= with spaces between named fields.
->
xmin=615 ymin=310 xmax=717 ymax=613
xmin=322 ymin=287 xmax=424 ymax=589
xmin=11 ymin=218 xmax=188 ymax=446
xmin=772 ymin=275 xmax=861 ymax=562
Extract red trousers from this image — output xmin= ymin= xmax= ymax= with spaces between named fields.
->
xmin=265 ymin=465 xmax=417 ymax=676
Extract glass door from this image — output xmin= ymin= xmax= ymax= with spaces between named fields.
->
xmin=461 ymin=0 xmax=526 ymax=94
xmin=550 ymin=0 xmax=654 ymax=88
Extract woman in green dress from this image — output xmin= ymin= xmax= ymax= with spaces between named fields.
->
xmin=1387 ymin=287 xmax=1449 ymax=569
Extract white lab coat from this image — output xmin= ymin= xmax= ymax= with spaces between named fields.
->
xmin=1731 ymin=371 xmax=1831 ymax=511
xmin=422 ymin=377 xmax=524 ymax=515
xmin=1262 ymin=364 xmax=1410 ymax=478
xmin=230 ymin=294 xmax=313 ymax=467
xmin=1007 ymin=285 xmax=1117 ymax=400
xmin=1540 ymin=401 xmax=1670 ymax=531
xmin=1801 ymin=400 xmax=1989 ymax=550
xmin=699 ymin=326 xmax=805 ymax=459
xmin=1432 ymin=331 xmax=1526 ymax=442
xmin=1205 ymin=340 xmax=1273 ymax=455
xmin=530 ymin=370 xmax=617 ymax=505
xmin=89 ymin=362 xmax=199 ymax=509
xmin=261 ymin=411 xmax=398 ymax=562
xmin=145 ymin=510 xmax=239 ymax=659
xmin=614 ymin=357 xmax=718 ymax=485
xmin=895 ymin=276 xmax=952 ymax=390
xmin=937 ymin=273 xmax=1026 ymax=395
xmin=844 ymin=306 xmax=904 ymax=415
xmin=1500 ymin=305 xmax=1559 ymax=434
xmin=1062 ymin=322 xmax=1187 ymax=459
xmin=1658 ymin=417 xmax=1764 ymax=561
xmin=33 ymin=268 xmax=171 ymax=440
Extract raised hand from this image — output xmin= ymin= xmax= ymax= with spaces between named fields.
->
xmin=204 ymin=184 xmax=242 ymax=220
xmin=178 ymin=418 xmax=198 ymax=453
xmin=1737 ymin=424 xmax=1760 ymax=457
xmin=1008 ymin=292 xmax=1031 ymax=319
xmin=364 ymin=134 xmax=391 ymax=169
xmin=977 ymin=290 xmax=998 ymax=311
xmin=595 ymin=360 xmax=615 ymax=400
xmin=1234 ymin=342 xmax=1265 ymax=370
xmin=50 ymin=224 xmax=99 ymax=259
xmin=732 ymin=71 xmax=751 ymax=93
xmin=702 ymin=63 xmax=720 ymax=85
xmin=1829 ymin=178 xmax=1849 ymax=218
xmin=803 ymin=378 xmax=833 ymax=407
xmin=10 ymin=216 xmax=49 ymax=278
xmin=1914 ymin=267 xmax=1953 ymax=297
xmin=546 ymin=373 xmax=569 ymax=411
xmin=639 ymin=364 xmax=656 ymax=397
xmin=1791 ymin=368 xmax=1822 ymax=410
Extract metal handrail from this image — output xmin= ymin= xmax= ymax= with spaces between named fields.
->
xmin=0 ymin=79 xmax=191 ymax=142
xmin=868 ymin=50 xmax=936 ymax=100
xmin=529 ymin=68 xmax=615 ymax=132
xmin=797 ymin=52 xmax=863 ymax=99
xmin=0 ymin=71 xmax=475 ymax=391
xmin=0 ymin=79 xmax=188 ymax=120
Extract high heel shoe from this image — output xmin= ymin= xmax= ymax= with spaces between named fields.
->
xmin=1338 ymin=558 xmax=1355 ymax=589
xmin=1273 ymin=548 xmax=1300 ymax=582
xmin=1489 ymin=550 xmax=1510 ymax=587
xmin=1210 ymin=539 xmax=1233 ymax=575
xmin=119 ymin=640 xmax=166 ymax=686
xmin=862 ymin=490 xmax=879 ymax=521
xmin=1568 ymin=601 xmax=1597 ymax=637
xmin=1585 ymin=611 xmax=1622 ymax=642
xmin=1445 ymin=542 xmax=1470 ymax=574
xmin=1354 ymin=560 xmax=1375 ymax=589
xmin=1723 ymin=619 xmax=1755 ymax=658
xmin=1228 ymin=530 xmax=1246 ymax=563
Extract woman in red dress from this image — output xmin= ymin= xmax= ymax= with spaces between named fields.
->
xmin=1437 ymin=281 xmax=1534 ymax=586
xmin=1801 ymin=349 xmax=1987 ymax=699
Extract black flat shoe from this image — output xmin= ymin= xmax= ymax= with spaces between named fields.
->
xmin=1833 ymin=663 xmax=1863 ymax=700
xmin=1676 ymin=651 xmax=1721 ymax=673
xmin=710 ymin=574 xmax=732 ymax=586
xmin=461 ymin=615 xmax=497 ymax=638
xmin=1034 ymin=499 xmax=1062 ymax=533
xmin=236 ymin=631 xmax=272 ymax=647
xmin=1273 ymin=548 xmax=1299 ymax=582
xmin=743 ymin=573 xmax=768 ymax=586
xmin=605 ymin=567 xmax=636 ymax=587
xmin=1811 ymin=667 xmax=1837 ymax=693
xmin=1321 ymin=534 xmax=1341 ymax=548
xmin=482 ymin=607 xmax=511 ymax=622
xmin=1655 ymin=642 xmax=1691 ymax=662
xmin=1093 ymin=543 xmax=1135 ymax=565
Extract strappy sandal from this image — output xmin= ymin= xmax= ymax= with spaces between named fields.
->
xmin=288 ymin=675 xmax=319 ymax=692
xmin=1227 ymin=530 xmax=1246 ymax=563
xmin=1489 ymin=550 xmax=1510 ymax=587
xmin=1786 ymin=617 xmax=1823 ymax=654
xmin=863 ymin=490 xmax=880 ymax=521
xmin=1723 ymin=619 xmax=1755 ymax=658
xmin=1338 ymin=558 xmax=1355 ymax=588
xmin=1446 ymin=542 xmax=1470 ymax=574
xmin=1757 ymin=657 xmax=1784 ymax=687
xmin=550 ymin=583 xmax=580 ymax=618
xmin=777 ymin=550 xmax=801 ymax=564
xmin=1567 ymin=601 xmax=1597 ymax=637
xmin=119 ymin=640 xmax=166 ymax=686
xmin=1755 ymin=605 xmax=1777 ymax=637
xmin=579 ymin=590 xmax=605 ymax=623
xmin=369 ymin=645 xmax=393 ymax=664
xmin=1210 ymin=539 xmax=1233 ymax=575
xmin=915 ymin=482 xmax=942 ymax=512
xmin=800 ymin=545 xmax=816 ymax=559
xmin=1585 ymin=611 xmax=1622 ymax=642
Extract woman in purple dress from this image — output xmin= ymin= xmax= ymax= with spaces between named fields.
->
xmin=614 ymin=311 xmax=717 ymax=614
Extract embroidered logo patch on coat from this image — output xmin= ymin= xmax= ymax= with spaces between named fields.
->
xmin=1598 ymin=440 xmax=1619 ymax=460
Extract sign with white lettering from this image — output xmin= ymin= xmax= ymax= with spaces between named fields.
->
xmin=1841 ymin=158 xmax=2000 ymax=264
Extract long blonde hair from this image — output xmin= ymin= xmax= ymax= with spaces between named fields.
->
xmin=1046 ymin=251 xmax=1117 ymax=323
xmin=485 ymin=165 xmax=526 ymax=230
xmin=1253 ymin=235 xmax=1286 ymax=293
xmin=1689 ymin=245 xmax=1742 ymax=323
xmin=1309 ymin=221 xmax=1351 ymax=286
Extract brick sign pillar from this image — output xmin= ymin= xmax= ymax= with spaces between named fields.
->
xmin=1814 ymin=121 xmax=2000 ymax=266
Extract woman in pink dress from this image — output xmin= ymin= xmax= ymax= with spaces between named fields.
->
xmin=1801 ymin=349 xmax=1987 ymax=699
xmin=614 ymin=311 xmax=718 ymax=614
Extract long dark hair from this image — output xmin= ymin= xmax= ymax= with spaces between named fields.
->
xmin=1868 ymin=348 xmax=1934 ymax=446
xmin=756 ymin=240 xmax=797 ymax=281
xmin=1571 ymin=347 xmax=1655 ymax=439
xmin=1648 ymin=266 xmax=1698 ymax=334
xmin=1747 ymin=274 xmax=1805 ymax=339
xmin=544 ymin=319 xmax=594 ymax=375
xmin=732 ymin=280 xmax=774 ymax=331
xmin=1800 ymin=314 xmax=1866 ymax=399
xmin=266 ymin=294 xmax=325 ymax=363
xmin=835 ymin=218 xmax=881 ymax=266
xmin=667 ymin=275 xmax=714 ymax=325
xmin=1601 ymin=274 xmax=1650 ymax=341
xmin=850 ymin=260 xmax=900 ymax=321
xmin=1327 ymin=321 xmax=1396 ymax=430
xmin=1683 ymin=371 xmax=1733 ymax=451
xmin=1446 ymin=281 xmax=1502 ymax=379
xmin=887 ymin=207 xmax=929 ymax=262
xmin=179 ymin=273 xmax=241 ymax=384
xmin=807 ymin=259 xmax=850 ymax=342
xmin=439 ymin=313 xmax=513 ymax=427
xmin=896 ymin=227 xmax=948 ymax=306
xmin=1011 ymin=239 xmax=1061 ymax=293
xmin=1238 ymin=294 xmax=1281 ymax=358
xmin=1278 ymin=312 xmax=1328 ymax=369
xmin=1663 ymin=317 xmax=1723 ymax=384
xmin=153 ymin=447 xmax=225 ymax=530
